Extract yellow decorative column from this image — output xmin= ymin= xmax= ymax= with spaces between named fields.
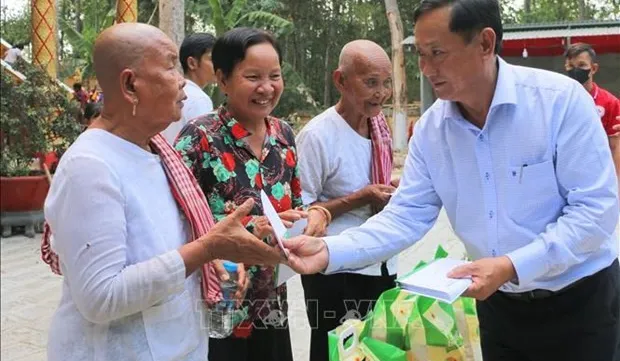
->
xmin=116 ymin=0 xmax=138 ymax=23
xmin=31 ymin=0 xmax=57 ymax=78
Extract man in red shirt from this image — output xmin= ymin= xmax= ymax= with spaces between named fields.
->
xmin=565 ymin=43 xmax=620 ymax=179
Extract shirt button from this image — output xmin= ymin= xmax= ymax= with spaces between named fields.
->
xmin=492 ymin=249 xmax=497 ymax=256
xmin=489 ymin=210 xmax=494 ymax=219
xmin=485 ymin=172 xmax=490 ymax=180
xmin=479 ymin=135 xmax=484 ymax=141
xmin=512 ymin=171 xmax=517 ymax=177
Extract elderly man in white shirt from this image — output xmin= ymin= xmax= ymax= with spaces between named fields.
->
xmin=43 ymin=23 xmax=282 ymax=361
xmin=162 ymin=33 xmax=216 ymax=144
xmin=295 ymin=40 xmax=397 ymax=361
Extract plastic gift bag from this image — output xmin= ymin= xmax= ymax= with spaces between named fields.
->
xmin=328 ymin=319 xmax=407 ymax=361
xmin=328 ymin=246 xmax=483 ymax=361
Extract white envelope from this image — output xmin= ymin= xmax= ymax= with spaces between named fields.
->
xmin=259 ymin=190 xmax=298 ymax=286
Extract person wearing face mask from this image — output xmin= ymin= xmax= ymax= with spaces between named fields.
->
xmin=565 ymin=43 xmax=620 ymax=177
xmin=283 ymin=1 xmax=620 ymax=360
xmin=294 ymin=39 xmax=398 ymax=361
xmin=174 ymin=27 xmax=308 ymax=361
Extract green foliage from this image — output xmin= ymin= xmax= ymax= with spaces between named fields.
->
xmin=59 ymin=4 xmax=115 ymax=80
xmin=273 ymin=62 xmax=319 ymax=118
xmin=0 ymin=5 xmax=31 ymax=46
xmin=0 ymin=60 xmax=82 ymax=176
xmin=206 ymin=0 xmax=293 ymax=36
xmin=504 ymin=0 xmax=620 ymax=24
xmin=236 ymin=11 xmax=293 ymax=37
xmin=4 ymin=0 xmax=617 ymax=124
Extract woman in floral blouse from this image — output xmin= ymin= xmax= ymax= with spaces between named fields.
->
xmin=175 ymin=28 xmax=305 ymax=361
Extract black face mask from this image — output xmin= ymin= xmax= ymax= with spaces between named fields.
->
xmin=567 ymin=68 xmax=591 ymax=84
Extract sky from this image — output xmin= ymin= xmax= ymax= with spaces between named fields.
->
xmin=1 ymin=0 xmax=27 ymax=18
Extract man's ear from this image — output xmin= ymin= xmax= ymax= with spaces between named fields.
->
xmin=333 ymin=69 xmax=346 ymax=93
xmin=591 ymin=63 xmax=599 ymax=76
xmin=119 ymin=68 xmax=138 ymax=104
xmin=479 ymin=27 xmax=496 ymax=57
xmin=187 ymin=56 xmax=199 ymax=71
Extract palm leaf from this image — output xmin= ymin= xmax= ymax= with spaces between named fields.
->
xmin=225 ymin=0 xmax=248 ymax=28
xmin=207 ymin=0 xmax=227 ymax=35
xmin=59 ymin=18 xmax=89 ymax=53
xmin=235 ymin=11 xmax=293 ymax=36
xmin=101 ymin=7 xmax=116 ymax=29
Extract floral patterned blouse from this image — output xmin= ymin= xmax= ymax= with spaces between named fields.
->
xmin=174 ymin=106 xmax=302 ymax=329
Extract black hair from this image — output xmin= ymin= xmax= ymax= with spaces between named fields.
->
xmin=73 ymin=83 xmax=82 ymax=92
xmin=14 ymin=43 xmax=24 ymax=50
xmin=180 ymin=33 xmax=216 ymax=74
xmin=212 ymin=27 xmax=282 ymax=79
xmin=564 ymin=43 xmax=597 ymax=63
xmin=84 ymin=102 xmax=102 ymax=121
xmin=413 ymin=0 xmax=503 ymax=54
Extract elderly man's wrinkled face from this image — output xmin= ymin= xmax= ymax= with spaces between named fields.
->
xmin=134 ymin=38 xmax=186 ymax=128
xmin=414 ymin=6 xmax=486 ymax=102
xmin=341 ymin=55 xmax=392 ymax=118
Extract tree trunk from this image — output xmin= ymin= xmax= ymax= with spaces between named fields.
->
xmin=524 ymin=0 xmax=531 ymax=17
xmin=323 ymin=43 xmax=331 ymax=107
xmin=59 ymin=0 xmax=65 ymax=60
xmin=159 ymin=0 xmax=184 ymax=47
xmin=384 ymin=0 xmax=407 ymax=151
xmin=578 ymin=0 xmax=586 ymax=20
xmin=75 ymin=0 xmax=83 ymax=33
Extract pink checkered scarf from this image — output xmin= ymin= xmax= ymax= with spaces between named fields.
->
xmin=369 ymin=112 xmax=394 ymax=186
xmin=40 ymin=133 xmax=223 ymax=304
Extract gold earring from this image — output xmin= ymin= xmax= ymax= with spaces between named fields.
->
xmin=132 ymin=102 xmax=137 ymax=116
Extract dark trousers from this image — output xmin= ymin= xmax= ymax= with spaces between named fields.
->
xmin=301 ymin=269 xmax=396 ymax=361
xmin=616 ymin=263 xmax=620 ymax=361
xmin=207 ymin=320 xmax=293 ymax=361
xmin=477 ymin=259 xmax=619 ymax=361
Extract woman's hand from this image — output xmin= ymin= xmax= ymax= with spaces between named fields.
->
xmin=213 ymin=260 xmax=251 ymax=308
xmin=252 ymin=209 xmax=308 ymax=239
xmin=197 ymin=199 xmax=282 ymax=266
xmin=278 ymin=209 xmax=307 ymax=228
xmin=304 ymin=208 xmax=328 ymax=237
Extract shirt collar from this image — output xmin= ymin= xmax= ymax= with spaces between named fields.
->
xmin=589 ymin=82 xmax=599 ymax=100
xmin=217 ymin=105 xmax=289 ymax=147
xmin=184 ymin=79 xmax=201 ymax=91
xmin=444 ymin=57 xmax=518 ymax=120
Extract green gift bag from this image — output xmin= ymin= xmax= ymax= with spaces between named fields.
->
xmin=328 ymin=318 xmax=407 ymax=361
xmin=328 ymin=246 xmax=483 ymax=361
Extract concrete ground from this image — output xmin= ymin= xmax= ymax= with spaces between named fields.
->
xmin=1 ymin=210 xmax=464 ymax=361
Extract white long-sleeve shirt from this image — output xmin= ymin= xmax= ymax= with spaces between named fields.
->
xmin=45 ymin=129 xmax=208 ymax=361
xmin=325 ymin=58 xmax=619 ymax=293
xmin=162 ymin=79 xmax=213 ymax=144
xmin=296 ymin=107 xmax=397 ymax=276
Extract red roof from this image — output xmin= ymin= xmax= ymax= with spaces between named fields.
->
xmin=502 ymin=34 xmax=620 ymax=57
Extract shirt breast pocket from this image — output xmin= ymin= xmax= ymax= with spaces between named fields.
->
xmin=142 ymin=290 xmax=201 ymax=361
xmin=505 ymin=159 xmax=562 ymax=226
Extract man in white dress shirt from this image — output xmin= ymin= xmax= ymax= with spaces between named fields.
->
xmin=284 ymin=1 xmax=619 ymax=360
xmin=295 ymin=39 xmax=397 ymax=361
xmin=162 ymin=33 xmax=216 ymax=143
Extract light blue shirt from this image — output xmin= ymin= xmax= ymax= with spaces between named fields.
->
xmin=325 ymin=57 xmax=619 ymax=293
